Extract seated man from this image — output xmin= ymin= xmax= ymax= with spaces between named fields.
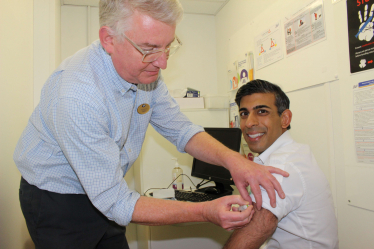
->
xmin=224 ymin=80 xmax=338 ymax=249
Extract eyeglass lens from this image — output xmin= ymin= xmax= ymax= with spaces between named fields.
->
xmin=143 ymin=45 xmax=180 ymax=63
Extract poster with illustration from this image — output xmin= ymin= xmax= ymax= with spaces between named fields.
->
xmin=283 ymin=0 xmax=326 ymax=55
xmin=347 ymin=0 xmax=374 ymax=73
xmin=237 ymin=52 xmax=254 ymax=88
xmin=255 ymin=21 xmax=284 ymax=70
xmin=229 ymin=100 xmax=239 ymax=128
xmin=227 ymin=61 xmax=238 ymax=91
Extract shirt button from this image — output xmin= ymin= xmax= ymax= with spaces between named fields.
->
xmin=128 ymin=149 xmax=132 ymax=152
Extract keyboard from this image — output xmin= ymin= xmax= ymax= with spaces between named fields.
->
xmin=174 ymin=190 xmax=219 ymax=202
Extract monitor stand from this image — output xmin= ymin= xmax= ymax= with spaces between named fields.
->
xmin=196 ymin=182 xmax=233 ymax=197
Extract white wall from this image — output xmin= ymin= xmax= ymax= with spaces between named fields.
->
xmin=163 ymin=14 xmax=218 ymax=96
xmin=215 ymin=0 xmax=374 ymax=248
xmin=0 ymin=1 xmax=35 ymax=249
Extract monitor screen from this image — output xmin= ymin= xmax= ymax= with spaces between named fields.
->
xmin=191 ymin=127 xmax=242 ymax=193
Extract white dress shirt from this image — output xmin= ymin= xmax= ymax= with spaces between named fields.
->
xmin=250 ymin=131 xmax=338 ymax=249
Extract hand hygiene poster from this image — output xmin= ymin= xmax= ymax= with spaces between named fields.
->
xmin=347 ymin=0 xmax=374 ymax=73
xmin=255 ymin=21 xmax=284 ymax=70
xmin=283 ymin=0 xmax=326 ymax=55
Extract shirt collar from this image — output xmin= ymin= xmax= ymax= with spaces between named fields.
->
xmin=99 ymin=43 xmax=137 ymax=95
xmin=255 ymin=130 xmax=293 ymax=164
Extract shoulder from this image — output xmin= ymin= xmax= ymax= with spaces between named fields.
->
xmin=54 ymin=41 xmax=110 ymax=105
xmin=269 ymin=141 xmax=314 ymax=168
xmin=268 ymin=140 xmax=313 ymax=193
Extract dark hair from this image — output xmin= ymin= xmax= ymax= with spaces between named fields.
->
xmin=235 ymin=79 xmax=291 ymax=130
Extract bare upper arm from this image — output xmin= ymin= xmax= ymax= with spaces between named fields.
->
xmin=224 ymin=203 xmax=278 ymax=249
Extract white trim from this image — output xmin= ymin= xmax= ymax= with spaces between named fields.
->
xmin=33 ymin=0 xmax=60 ymax=108
xmin=61 ymin=0 xmax=99 ymax=7
xmin=325 ymin=82 xmax=338 ymax=215
xmin=87 ymin=6 xmax=91 ymax=46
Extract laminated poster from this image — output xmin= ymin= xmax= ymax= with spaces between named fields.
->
xmin=255 ymin=21 xmax=284 ymax=70
xmin=237 ymin=52 xmax=254 ymax=88
xmin=229 ymin=101 xmax=239 ymax=128
xmin=347 ymin=0 xmax=374 ymax=73
xmin=283 ymin=0 xmax=326 ymax=55
xmin=227 ymin=61 xmax=239 ymax=91
xmin=353 ymin=79 xmax=374 ymax=165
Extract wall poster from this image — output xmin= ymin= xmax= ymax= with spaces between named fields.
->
xmin=255 ymin=21 xmax=284 ymax=70
xmin=347 ymin=0 xmax=374 ymax=73
xmin=353 ymin=79 xmax=374 ymax=165
xmin=283 ymin=0 xmax=326 ymax=55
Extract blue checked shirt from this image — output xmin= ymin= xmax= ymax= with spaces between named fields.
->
xmin=14 ymin=40 xmax=204 ymax=226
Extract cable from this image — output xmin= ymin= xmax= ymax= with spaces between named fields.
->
xmin=143 ymin=173 xmax=198 ymax=196
xmin=196 ymin=179 xmax=212 ymax=189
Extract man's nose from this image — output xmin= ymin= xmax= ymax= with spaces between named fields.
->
xmin=152 ymin=52 xmax=168 ymax=69
xmin=245 ymin=113 xmax=259 ymax=128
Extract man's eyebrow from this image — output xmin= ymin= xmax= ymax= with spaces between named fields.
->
xmin=253 ymin=105 xmax=271 ymax=110
xmin=239 ymin=105 xmax=271 ymax=112
xmin=139 ymin=38 xmax=175 ymax=48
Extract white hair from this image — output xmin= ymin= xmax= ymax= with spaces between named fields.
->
xmin=99 ymin=0 xmax=183 ymax=41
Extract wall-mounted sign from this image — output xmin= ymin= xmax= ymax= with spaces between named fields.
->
xmin=347 ymin=0 xmax=374 ymax=73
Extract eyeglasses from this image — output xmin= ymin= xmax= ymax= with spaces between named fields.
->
xmin=123 ymin=34 xmax=182 ymax=63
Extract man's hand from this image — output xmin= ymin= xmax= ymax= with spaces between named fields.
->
xmin=202 ymin=195 xmax=254 ymax=231
xmin=226 ymin=154 xmax=289 ymax=210
xmin=131 ymin=195 xmax=253 ymax=229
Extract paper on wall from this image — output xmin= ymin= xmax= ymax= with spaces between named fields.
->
xmin=255 ymin=21 xmax=284 ymax=70
xmin=227 ymin=61 xmax=238 ymax=91
xmin=353 ymin=79 xmax=374 ymax=165
xmin=229 ymin=100 xmax=239 ymax=128
xmin=283 ymin=0 xmax=326 ymax=56
xmin=237 ymin=52 xmax=254 ymax=88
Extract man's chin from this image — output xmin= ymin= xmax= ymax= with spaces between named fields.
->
xmin=246 ymin=144 xmax=265 ymax=155
xmin=138 ymin=75 xmax=159 ymax=84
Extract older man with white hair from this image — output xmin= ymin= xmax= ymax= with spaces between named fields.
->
xmin=14 ymin=1 xmax=288 ymax=248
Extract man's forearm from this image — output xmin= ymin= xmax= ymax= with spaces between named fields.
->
xmin=131 ymin=195 xmax=254 ymax=230
xmin=184 ymin=132 xmax=239 ymax=171
xmin=131 ymin=196 xmax=206 ymax=225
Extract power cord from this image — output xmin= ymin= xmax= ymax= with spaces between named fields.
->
xmin=143 ymin=174 xmax=198 ymax=196
xmin=196 ymin=179 xmax=212 ymax=189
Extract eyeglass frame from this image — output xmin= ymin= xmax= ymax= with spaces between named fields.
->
xmin=123 ymin=34 xmax=182 ymax=63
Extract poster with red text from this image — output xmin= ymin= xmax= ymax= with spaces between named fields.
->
xmin=347 ymin=0 xmax=374 ymax=73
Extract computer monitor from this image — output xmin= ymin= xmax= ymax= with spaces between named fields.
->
xmin=191 ymin=127 xmax=242 ymax=196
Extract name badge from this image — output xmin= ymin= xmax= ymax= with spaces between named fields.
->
xmin=137 ymin=103 xmax=150 ymax=114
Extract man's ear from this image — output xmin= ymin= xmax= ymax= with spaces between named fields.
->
xmin=99 ymin=26 xmax=115 ymax=55
xmin=281 ymin=109 xmax=292 ymax=129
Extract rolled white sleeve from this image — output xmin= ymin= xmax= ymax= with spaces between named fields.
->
xmin=250 ymin=163 xmax=304 ymax=221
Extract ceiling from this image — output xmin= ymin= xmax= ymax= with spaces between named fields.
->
xmin=179 ymin=0 xmax=230 ymax=15
xmin=61 ymin=0 xmax=230 ymax=15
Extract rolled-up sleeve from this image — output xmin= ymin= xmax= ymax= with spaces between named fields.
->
xmin=250 ymin=163 xmax=304 ymax=222
xmin=149 ymin=80 xmax=204 ymax=153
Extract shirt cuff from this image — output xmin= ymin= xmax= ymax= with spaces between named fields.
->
xmin=177 ymin=124 xmax=205 ymax=153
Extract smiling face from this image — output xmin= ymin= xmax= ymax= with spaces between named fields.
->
xmin=100 ymin=11 xmax=176 ymax=84
xmin=239 ymin=93 xmax=291 ymax=154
